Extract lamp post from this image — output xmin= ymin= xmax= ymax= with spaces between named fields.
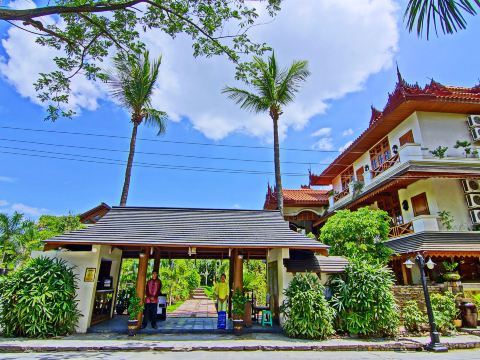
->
xmin=404 ymin=254 xmax=448 ymax=352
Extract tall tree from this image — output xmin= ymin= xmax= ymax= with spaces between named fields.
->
xmin=405 ymin=0 xmax=480 ymax=39
xmin=109 ymin=51 xmax=168 ymax=206
xmin=223 ymin=53 xmax=310 ymax=213
xmin=0 ymin=1 xmax=280 ymax=121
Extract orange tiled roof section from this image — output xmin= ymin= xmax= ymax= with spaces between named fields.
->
xmin=310 ymin=68 xmax=480 ymax=186
xmin=264 ymin=184 xmax=328 ymax=210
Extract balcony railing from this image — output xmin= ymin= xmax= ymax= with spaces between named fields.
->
xmin=334 ymin=187 xmax=350 ymax=202
xmin=388 ymin=221 xmax=414 ymax=238
xmin=371 ymin=153 xmax=400 ymax=178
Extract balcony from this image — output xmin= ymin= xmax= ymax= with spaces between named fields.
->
xmin=388 ymin=215 xmax=440 ymax=239
xmin=333 ymin=187 xmax=350 ymax=202
xmin=371 ymin=153 xmax=400 ymax=178
xmin=389 ymin=221 xmax=414 ymax=238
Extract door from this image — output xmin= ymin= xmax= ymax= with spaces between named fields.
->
xmin=267 ymin=261 xmax=279 ymax=322
xmin=411 ymin=192 xmax=430 ymax=216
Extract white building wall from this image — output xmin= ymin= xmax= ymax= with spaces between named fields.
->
xmin=417 ymin=112 xmax=474 ymax=157
xmin=387 ymin=112 xmax=423 ymax=148
xmin=352 ymin=152 xmax=371 ymax=179
xmin=32 ymin=245 xmax=123 ymax=333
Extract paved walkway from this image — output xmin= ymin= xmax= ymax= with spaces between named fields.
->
xmin=169 ymin=288 xmax=217 ymax=318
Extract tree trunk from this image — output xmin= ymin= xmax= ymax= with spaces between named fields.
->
xmin=120 ymin=122 xmax=139 ymax=206
xmin=271 ymin=114 xmax=284 ymax=213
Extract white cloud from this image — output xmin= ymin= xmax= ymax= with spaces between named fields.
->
xmin=312 ymin=138 xmax=334 ymax=151
xmin=339 ymin=141 xmax=353 ymax=152
xmin=232 ymin=204 xmax=241 ymax=209
xmin=11 ymin=203 xmax=48 ymax=217
xmin=0 ymin=0 xmax=398 ymax=140
xmin=0 ymin=176 xmax=15 ymax=183
xmin=0 ymin=200 xmax=9 ymax=207
xmin=311 ymin=127 xmax=332 ymax=137
xmin=342 ymin=128 xmax=354 ymax=136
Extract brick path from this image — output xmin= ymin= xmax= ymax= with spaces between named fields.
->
xmin=169 ymin=288 xmax=217 ymax=318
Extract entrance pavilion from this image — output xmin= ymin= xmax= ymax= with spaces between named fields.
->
xmin=38 ymin=206 xmax=338 ymax=333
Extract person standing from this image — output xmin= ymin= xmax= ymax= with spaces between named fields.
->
xmin=214 ymin=273 xmax=229 ymax=312
xmin=142 ymin=271 xmax=162 ymax=329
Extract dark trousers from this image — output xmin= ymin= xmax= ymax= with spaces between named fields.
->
xmin=142 ymin=303 xmax=157 ymax=328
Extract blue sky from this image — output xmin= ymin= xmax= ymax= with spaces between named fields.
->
xmin=0 ymin=0 xmax=479 ymax=219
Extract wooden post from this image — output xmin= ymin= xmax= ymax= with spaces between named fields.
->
xmin=153 ymin=248 xmax=161 ymax=273
xmin=401 ymin=261 xmax=409 ymax=285
xmin=233 ymin=253 xmax=243 ymax=291
xmin=228 ymin=251 xmax=235 ymax=317
xmin=136 ymin=247 xmax=150 ymax=326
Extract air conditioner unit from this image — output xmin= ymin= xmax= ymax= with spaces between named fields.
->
xmin=469 ymin=209 xmax=480 ymax=225
xmin=467 ymin=115 xmax=480 ymax=128
xmin=470 ymin=127 xmax=480 ymax=142
xmin=462 ymin=179 xmax=480 ymax=193
xmin=466 ymin=193 xmax=480 ymax=208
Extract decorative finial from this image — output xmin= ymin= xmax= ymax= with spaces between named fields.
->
xmin=396 ymin=62 xmax=404 ymax=84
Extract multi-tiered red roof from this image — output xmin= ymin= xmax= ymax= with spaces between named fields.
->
xmin=264 ymin=184 xmax=328 ymax=210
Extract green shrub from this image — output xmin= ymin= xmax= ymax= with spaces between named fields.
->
xmin=232 ymin=288 xmax=246 ymax=318
xmin=473 ymin=294 xmax=480 ymax=310
xmin=0 ymin=256 xmax=80 ymax=338
xmin=402 ymin=300 xmax=427 ymax=333
xmin=281 ymin=273 xmax=335 ymax=340
xmin=127 ymin=287 xmax=144 ymax=320
xmin=329 ymin=258 xmax=399 ymax=337
xmin=431 ymin=291 xmax=458 ymax=334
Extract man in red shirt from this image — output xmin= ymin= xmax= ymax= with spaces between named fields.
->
xmin=142 ymin=271 xmax=162 ymax=329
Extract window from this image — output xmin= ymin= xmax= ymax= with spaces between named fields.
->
xmin=369 ymin=137 xmax=391 ymax=170
xmin=355 ymin=167 xmax=365 ymax=182
xmin=340 ymin=166 xmax=354 ymax=190
xmin=399 ymin=130 xmax=415 ymax=146
xmin=411 ymin=193 xmax=430 ymax=216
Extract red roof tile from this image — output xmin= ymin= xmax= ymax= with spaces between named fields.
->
xmin=264 ymin=184 xmax=328 ymax=210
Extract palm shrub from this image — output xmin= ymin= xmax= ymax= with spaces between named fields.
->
xmin=0 ymin=256 xmax=80 ymax=337
xmin=281 ymin=273 xmax=335 ymax=340
xmin=402 ymin=300 xmax=428 ymax=333
xmin=431 ymin=291 xmax=458 ymax=334
xmin=329 ymin=258 xmax=399 ymax=337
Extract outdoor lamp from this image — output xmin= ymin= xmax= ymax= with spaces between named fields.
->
xmin=426 ymin=258 xmax=436 ymax=270
xmin=392 ymin=144 xmax=399 ymax=154
xmin=404 ymin=258 xmax=414 ymax=269
xmin=364 ymin=165 xmax=370 ymax=172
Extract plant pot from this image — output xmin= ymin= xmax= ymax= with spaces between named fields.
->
xmin=453 ymin=319 xmax=462 ymax=328
xmin=443 ymin=272 xmax=461 ymax=281
xmin=127 ymin=319 xmax=139 ymax=336
xmin=232 ymin=319 xmax=244 ymax=336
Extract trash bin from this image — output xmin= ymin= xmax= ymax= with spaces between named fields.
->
xmin=461 ymin=302 xmax=478 ymax=328
xmin=157 ymin=294 xmax=167 ymax=321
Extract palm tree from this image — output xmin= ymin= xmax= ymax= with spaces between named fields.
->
xmin=223 ymin=53 xmax=310 ymax=213
xmin=109 ymin=51 xmax=168 ymax=206
xmin=0 ymin=212 xmax=35 ymax=272
xmin=405 ymin=0 xmax=480 ymax=39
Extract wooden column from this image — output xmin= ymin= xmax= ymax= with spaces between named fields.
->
xmin=233 ymin=253 xmax=243 ymax=291
xmin=228 ymin=251 xmax=235 ymax=317
xmin=136 ymin=247 xmax=150 ymax=326
xmin=401 ymin=262 xmax=409 ymax=285
xmin=153 ymin=248 xmax=161 ymax=273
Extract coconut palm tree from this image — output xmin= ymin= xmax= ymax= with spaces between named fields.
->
xmin=223 ymin=53 xmax=310 ymax=213
xmin=405 ymin=0 xmax=480 ymax=39
xmin=109 ymin=51 xmax=168 ymax=206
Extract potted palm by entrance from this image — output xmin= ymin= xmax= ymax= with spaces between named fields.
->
xmin=127 ymin=288 xmax=144 ymax=336
xmin=232 ymin=288 xmax=246 ymax=335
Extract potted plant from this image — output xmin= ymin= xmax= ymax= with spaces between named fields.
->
xmin=454 ymin=140 xmax=472 ymax=157
xmin=453 ymin=313 xmax=463 ymax=328
xmin=429 ymin=146 xmax=448 ymax=159
xmin=442 ymin=261 xmax=461 ymax=282
xmin=232 ymin=288 xmax=246 ymax=335
xmin=127 ymin=288 xmax=144 ymax=336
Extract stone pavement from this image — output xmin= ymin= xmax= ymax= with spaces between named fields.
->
xmin=169 ymin=288 xmax=217 ymax=318
xmin=1 ymin=333 xmax=480 ymax=353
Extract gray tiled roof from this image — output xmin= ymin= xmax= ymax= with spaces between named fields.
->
xmin=385 ymin=231 xmax=480 ymax=254
xmin=45 ymin=206 xmax=328 ymax=249
xmin=316 ymin=256 xmax=349 ymax=273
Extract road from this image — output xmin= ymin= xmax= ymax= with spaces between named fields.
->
xmin=2 ymin=351 xmax=480 ymax=360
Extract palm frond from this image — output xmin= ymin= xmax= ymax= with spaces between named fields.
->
xmin=405 ymin=0 xmax=480 ymax=39
xmin=222 ymin=86 xmax=270 ymax=113
xmin=143 ymin=108 xmax=168 ymax=135
xmin=277 ymin=60 xmax=310 ymax=106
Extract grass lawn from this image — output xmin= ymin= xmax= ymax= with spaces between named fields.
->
xmin=201 ymin=285 xmax=215 ymax=299
xmin=167 ymin=301 xmax=185 ymax=312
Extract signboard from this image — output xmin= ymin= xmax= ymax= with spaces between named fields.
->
xmin=84 ymin=268 xmax=96 ymax=282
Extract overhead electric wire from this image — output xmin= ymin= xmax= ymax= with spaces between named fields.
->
xmin=0 ymin=138 xmax=330 ymax=166
xmin=0 ymin=125 xmax=364 ymax=154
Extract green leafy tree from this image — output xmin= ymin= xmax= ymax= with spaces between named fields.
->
xmin=431 ymin=291 xmax=458 ymax=334
xmin=0 ymin=212 xmax=38 ymax=270
xmin=0 ymin=1 xmax=280 ymax=120
xmin=405 ymin=0 xmax=480 ymax=39
xmin=0 ymin=256 xmax=81 ymax=337
xmin=108 ymin=51 xmax=168 ymax=206
xmin=281 ymin=273 xmax=335 ymax=340
xmin=37 ymin=214 xmax=85 ymax=240
xmin=328 ymin=259 xmax=399 ymax=337
xmin=243 ymin=260 xmax=267 ymax=306
xmin=319 ymin=207 xmax=393 ymax=263
xmin=223 ymin=53 xmax=310 ymax=212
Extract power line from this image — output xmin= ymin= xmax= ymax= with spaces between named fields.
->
xmin=0 ymin=125 xmax=357 ymax=154
xmin=0 ymin=138 xmax=328 ymax=166
xmin=0 ymin=146 xmax=309 ymax=176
